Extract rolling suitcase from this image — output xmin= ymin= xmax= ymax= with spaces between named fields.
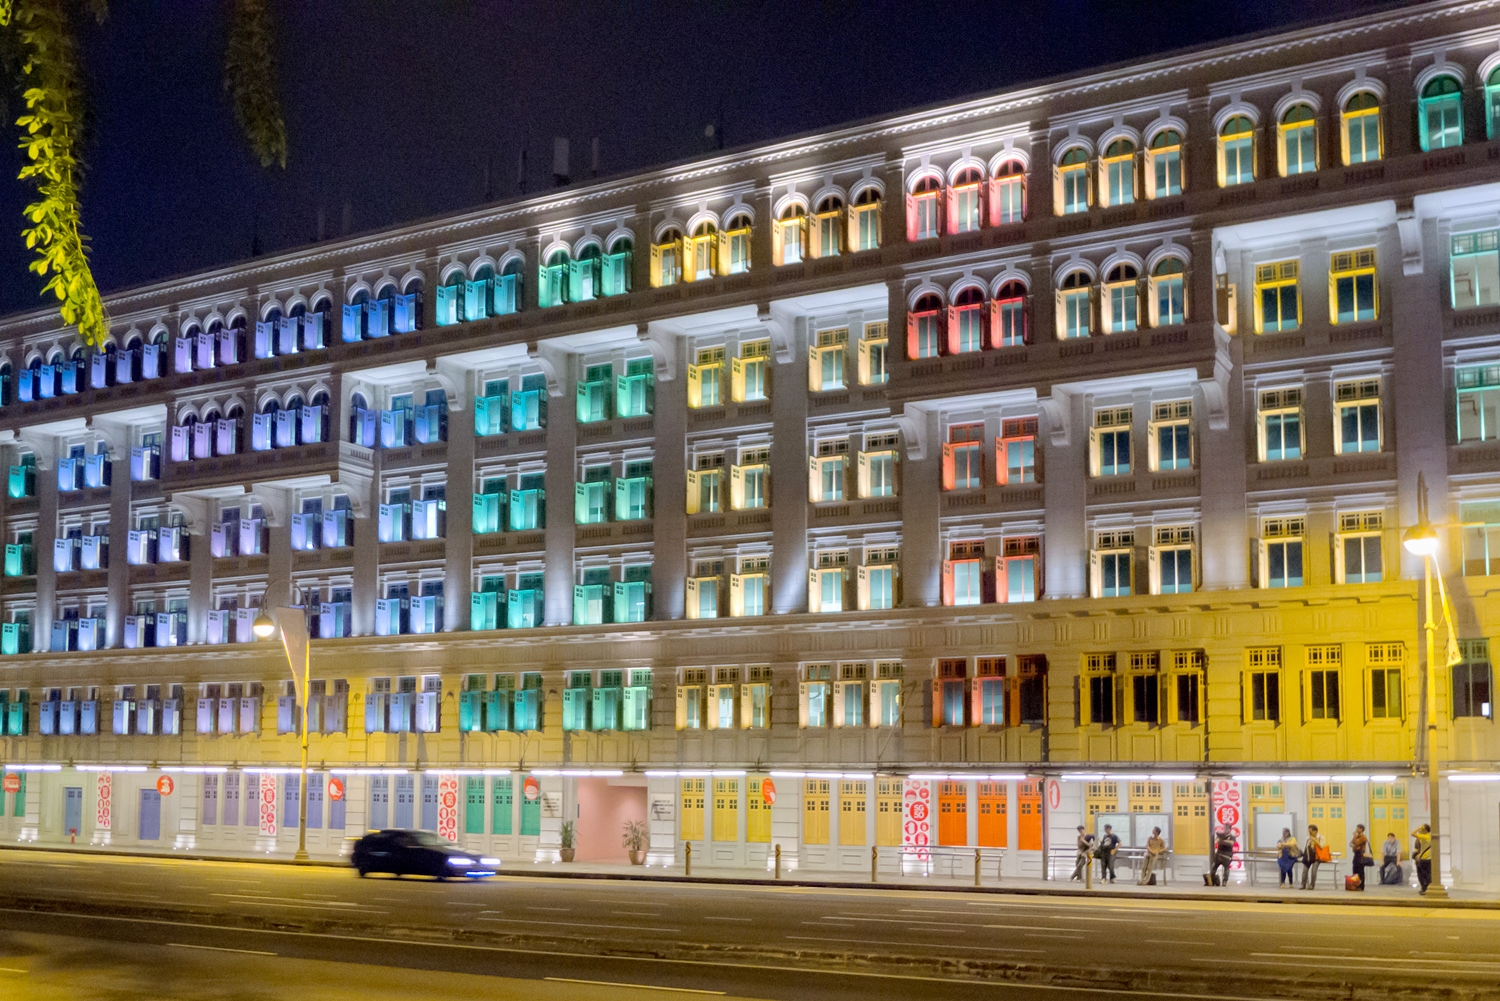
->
xmin=1345 ymin=874 xmax=1362 ymax=891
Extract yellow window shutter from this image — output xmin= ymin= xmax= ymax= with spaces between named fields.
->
xmin=807 ymin=344 xmax=820 ymax=392
xmin=730 ymin=357 xmax=745 ymax=402
xmin=729 ymin=574 xmax=744 ymax=616
xmin=680 ymin=235 xmax=695 ymax=283
xmin=846 ymin=204 xmax=858 ymax=251
xmin=798 ymin=681 xmax=809 ymax=728
xmin=685 ymin=469 xmax=700 ymax=515
xmin=856 ymin=565 xmax=869 ymax=610
xmin=807 ymin=569 xmax=821 ymax=613
xmin=650 ymin=242 xmax=663 ymax=288
xmin=856 ymin=451 xmax=870 ymax=498
xmin=808 ymin=215 xmax=821 ymax=259
xmin=832 ymin=682 xmax=844 ymax=728
xmin=1087 ymin=427 xmax=1101 ymax=477
xmin=686 ymin=363 xmax=702 ymax=408
xmin=771 ymin=219 xmax=784 ymax=266
xmin=1089 ymin=548 xmax=1101 ymax=598
xmin=797 ymin=216 xmax=808 ymax=258
xmin=808 ymin=455 xmax=821 ymax=502
xmin=1051 ymin=165 xmax=1064 ymax=217
xmin=729 ymin=465 xmax=744 ymax=509
xmin=675 ymin=685 xmax=688 ymax=729
xmin=739 ymin=684 xmax=752 ymax=729
xmin=857 ymin=336 xmax=871 ymax=385
xmin=706 ymin=686 xmax=722 ymax=730
xmin=685 ymin=577 xmax=700 ymax=618
xmin=716 ymin=228 xmax=731 ymax=276
xmin=1148 ymin=546 xmax=1161 ymax=595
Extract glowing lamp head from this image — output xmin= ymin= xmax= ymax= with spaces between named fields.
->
xmin=252 ymin=613 xmax=277 ymax=640
xmin=1402 ymin=526 xmax=1439 ymax=557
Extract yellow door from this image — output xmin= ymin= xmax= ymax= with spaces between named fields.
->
xmin=1085 ymin=781 xmax=1119 ymax=821
xmin=1173 ymin=782 xmax=1208 ymax=855
xmin=803 ymin=779 xmax=830 ymax=845
xmin=746 ymin=776 xmax=771 ymax=843
xmin=839 ymin=781 xmax=867 ymax=845
xmin=1309 ymin=783 xmax=1346 ymax=853
xmin=1128 ymin=781 xmax=1162 ymax=813
xmin=1247 ymin=782 xmax=1284 ymax=849
xmin=1370 ymin=781 xmax=1408 ymax=853
xmin=680 ymin=778 xmax=705 ymax=842
xmin=712 ymin=778 xmax=739 ymax=842
xmin=876 ymin=779 xmax=902 ymax=846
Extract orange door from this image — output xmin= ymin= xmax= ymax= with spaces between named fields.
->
xmin=977 ymin=782 xmax=1007 ymax=847
xmin=1017 ymin=780 xmax=1042 ymax=851
xmin=938 ymin=781 xmax=967 ymax=846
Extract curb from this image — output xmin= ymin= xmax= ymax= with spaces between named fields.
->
xmin=3 ymin=842 xmax=1492 ymax=909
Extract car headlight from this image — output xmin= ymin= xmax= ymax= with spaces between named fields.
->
xmin=447 ymin=856 xmax=475 ymax=866
xmin=479 ymin=857 xmax=501 ymax=866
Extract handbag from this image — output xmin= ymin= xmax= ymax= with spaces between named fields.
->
xmin=1316 ymin=842 xmax=1332 ymax=863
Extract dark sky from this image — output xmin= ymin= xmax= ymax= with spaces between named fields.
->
xmin=0 ymin=0 xmax=1383 ymax=317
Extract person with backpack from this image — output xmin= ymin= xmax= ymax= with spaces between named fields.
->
xmin=1380 ymin=832 xmax=1402 ymax=885
xmin=1138 ymin=826 xmax=1167 ymax=886
xmin=1349 ymin=825 xmax=1371 ymax=891
xmin=1276 ymin=827 xmax=1299 ymax=888
xmin=1069 ymin=825 xmax=1095 ymax=882
xmin=1096 ymin=824 xmax=1121 ymax=883
xmin=1208 ymin=824 xmax=1235 ymax=886
xmin=1413 ymin=824 xmax=1433 ymax=895
xmin=1301 ymin=824 xmax=1329 ymax=890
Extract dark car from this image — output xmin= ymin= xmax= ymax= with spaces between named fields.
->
xmin=351 ymin=829 xmax=500 ymax=879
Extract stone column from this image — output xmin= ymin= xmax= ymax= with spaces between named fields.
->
xmin=543 ymin=360 xmax=577 ymax=627
xmin=1042 ymin=392 xmax=1087 ymax=599
xmin=651 ymin=331 xmax=688 ymax=620
xmin=901 ymin=407 xmax=941 ymax=608
xmin=1393 ymin=215 xmax=1447 ymax=579
xmin=770 ymin=314 xmax=809 ymax=615
xmin=444 ymin=383 xmax=475 ymax=632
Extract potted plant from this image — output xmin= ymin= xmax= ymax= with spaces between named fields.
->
xmin=559 ymin=821 xmax=576 ymax=862
xmin=623 ymin=819 xmax=648 ymax=865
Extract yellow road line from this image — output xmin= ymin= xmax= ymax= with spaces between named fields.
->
xmin=545 ymin=976 xmax=725 ymax=995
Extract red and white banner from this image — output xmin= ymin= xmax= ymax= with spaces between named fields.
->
xmin=258 ymin=774 xmax=278 ymax=836
xmin=902 ymin=778 xmax=932 ymax=860
xmin=437 ymin=774 xmax=459 ymax=841
xmin=96 ymin=771 xmax=112 ymax=830
xmin=1210 ymin=779 xmax=1244 ymax=869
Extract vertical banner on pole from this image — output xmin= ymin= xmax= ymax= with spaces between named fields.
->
xmin=437 ymin=774 xmax=460 ymax=841
xmin=1211 ymin=779 xmax=1244 ymax=870
xmin=903 ymin=778 xmax=932 ymax=866
xmin=96 ymin=771 xmax=112 ymax=830
xmin=259 ymin=774 xmax=279 ymax=836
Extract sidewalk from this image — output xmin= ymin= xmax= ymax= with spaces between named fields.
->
xmin=5 ymin=841 xmax=1496 ymax=908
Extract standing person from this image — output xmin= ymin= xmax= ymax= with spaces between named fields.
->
xmin=1209 ymin=824 xmax=1235 ymax=886
xmin=1413 ymin=824 xmax=1433 ymax=895
xmin=1138 ymin=826 xmax=1167 ymax=886
xmin=1096 ymin=824 xmax=1121 ymax=884
xmin=1276 ymin=827 xmax=1299 ymax=888
xmin=1301 ymin=824 xmax=1327 ymax=890
xmin=1069 ymin=825 xmax=1094 ymax=882
xmin=1349 ymin=825 xmax=1371 ymax=891
xmin=1381 ymin=832 xmax=1402 ymax=885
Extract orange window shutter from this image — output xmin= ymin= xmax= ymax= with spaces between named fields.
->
xmin=941 ymin=442 xmax=956 ymax=490
xmin=987 ymin=177 xmax=1002 ymax=227
xmin=905 ymin=193 xmax=919 ymax=243
xmin=994 ymin=557 xmax=1008 ymax=603
xmin=1006 ymin=678 xmax=1021 ymax=726
xmin=941 ymin=560 xmax=955 ymax=606
xmin=931 ymin=678 xmax=943 ymax=728
xmin=987 ymin=298 xmax=1002 ymax=349
xmin=906 ymin=313 xmax=920 ymax=360
xmin=968 ymin=677 xmax=982 ymax=726
xmin=946 ymin=186 xmax=960 ymax=234
xmin=994 ymin=437 xmax=1006 ymax=485
xmin=945 ymin=306 xmax=960 ymax=354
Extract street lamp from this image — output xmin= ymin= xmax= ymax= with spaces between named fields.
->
xmin=1402 ymin=473 xmax=1449 ymax=898
xmin=253 ymin=607 xmax=312 ymax=863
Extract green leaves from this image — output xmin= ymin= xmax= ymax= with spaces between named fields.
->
xmin=224 ymin=0 xmax=286 ymax=169
xmin=7 ymin=0 xmax=109 ymax=348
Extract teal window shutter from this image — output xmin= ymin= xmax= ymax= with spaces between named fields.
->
xmin=464 ymin=777 xmax=485 ymax=834
xmin=492 ymin=776 xmax=514 ymax=834
xmin=435 ymin=285 xmax=457 ymax=326
xmin=493 ymin=273 xmax=518 ymax=315
xmin=464 ymin=279 xmax=488 ymax=321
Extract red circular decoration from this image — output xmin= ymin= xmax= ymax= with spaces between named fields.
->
xmin=762 ymin=779 xmax=777 ymax=805
xmin=1 ymin=773 xmax=18 ymax=794
xmin=523 ymin=776 xmax=540 ymax=802
xmin=155 ymin=775 xmax=174 ymax=797
xmin=909 ymin=802 xmax=929 ymax=822
xmin=328 ymin=778 xmax=345 ymax=802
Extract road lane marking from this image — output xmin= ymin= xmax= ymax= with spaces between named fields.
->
xmin=167 ymin=943 xmax=277 ymax=956
xmin=701 ymin=916 xmax=753 ymax=922
xmin=0 ymin=967 xmax=27 ymax=974
xmin=783 ymin=935 xmax=1043 ymax=954
xmin=545 ymin=977 xmax=725 ymax=995
xmin=479 ymin=917 xmax=682 ymax=933
xmin=612 ymin=910 xmax=663 ymax=917
xmin=1251 ymin=952 xmax=1500 ymax=968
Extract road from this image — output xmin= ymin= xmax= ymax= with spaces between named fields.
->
xmin=0 ymin=849 xmax=1495 ymax=999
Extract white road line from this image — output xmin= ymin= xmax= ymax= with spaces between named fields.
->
xmin=479 ymin=917 xmax=682 ymax=933
xmin=167 ymin=942 xmax=277 ymax=957
xmin=701 ymin=916 xmax=753 ymax=922
xmin=520 ymin=906 xmax=572 ymax=912
xmin=783 ymin=935 xmax=1043 ymax=954
xmin=1250 ymin=952 xmax=1500 ymax=968
xmin=0 ymin=966 xmax=27 ymax=974
xmin=545 ymin=977 xmax=724 ymax=995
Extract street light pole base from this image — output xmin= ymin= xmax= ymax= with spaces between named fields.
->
xmin=293 ymin=849 xmax=310 ymax=862
xmin=1425 ymin=885 xmax=1450 ymax=899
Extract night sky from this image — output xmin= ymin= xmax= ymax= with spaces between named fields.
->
xmin=0 ymin=0 xmax=1383 ymax=317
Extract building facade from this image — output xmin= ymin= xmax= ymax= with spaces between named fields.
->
xmin=0 ymin=0 xmax=1498 ymax=887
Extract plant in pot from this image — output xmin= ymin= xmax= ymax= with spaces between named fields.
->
xmin=559 ymin=821 xmax=576 ymax=862
xmin=623 ymin=819 xmax=649 ymax=865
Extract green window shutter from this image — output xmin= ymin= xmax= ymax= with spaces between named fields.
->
xmin=575 ymin=482 xmax=590 ymax=524
xmin=614 ymin=477 xmax=630 ymax=522
xmin=464 ymin=777 xmax=485 ymax=834
xmin=458 ymin=691 xmax=474 ymax=731
xmin=483 ymin=690 xmax=507 ymax=732
xmin=520 ymin=784 xmax=541 ymax=836
xmin=492 ymin=777 xmax=514 ymax=835
xmin=615 ymin=374 xmax=630 ymax=417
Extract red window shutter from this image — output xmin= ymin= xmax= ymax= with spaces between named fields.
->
xmin=995 ymin=438 xmax=1007 ymax=485
xmin=987 ymin=299 xmax=1003 ymax=350
xmin=946 ymin=187 xmax=960 ymax=235
xmin=905 ymin=193 xmax=919 ymax=243
xmin=995 ymin=557 xmax=1008 ymax=603
xmin=1020 ymin=176 xmax=1028 ymax=220
xmin=987 ymin=177 xmax=1002 ymax=228
xmin=935 ymin=188 xmax=945 ymax=236
xmin=976 ymin=181 xmax=987 ymax=229
xmin=945 ymin=306 xmax=960 ymax=355
xmin=980 ymin=300 xmax=991 ymax=348
xmin=931 ymin=678 xmax=943 ymax=728
xmin=906 ymin=313 xmax=920 ymax=360
xmin=941 ymin=442 xmax=956 ymax=491
xmin=941 ymin=559 xmax=955 ymax=606
xmin=1023 ymin=295 xmax=1032 ymax=344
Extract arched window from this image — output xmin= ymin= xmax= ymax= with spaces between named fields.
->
xmin=0 ymin=363 xmax=11 ymax=407
xmin=723 ymin=213 xmax=751 ymax=273
xmin=993 ymin=280 xmax=1028 ymax=347
xmin=1341 ymin=92 xmax=1382 ymax=165
xmin=1101 ymin=140 xmax=1136 ymax=207
xmin=686 ymin=221 xmax=717 ymax=280
xmin=1218 ymin=115 xmax=1256 ymax=187
xmin=907 ymin=292 xmax=944 ymax=360
xmin=573 ymin=243 xmax=603 ymax=303
xmin=849 ymin=189 xmax=881 ymax=251
xmin=950 ymin=168 xmax=983 ymax=233
xmin=908 ymin=174 xmax=943 ymax=241
xmin=652 ymin=227 xmax=682 ymax=288
xmin=435 ymin=268 xmax=465 ymax=327
xmin=1487 ymin=67 xmax=1500 ymax=140
xmin=603 ymin=236 xmax=634 ymax=295
xmin=774 ymin=204 xmax=806 ymax=266
xmin=1146 ymin=130 xmax=1182 ymax=198
xmin=950 ymin=286 xmax=985 ymax=354
xmin=1103 ymin=264 xmax=1140 ymax=333
xmin=813 ymin=196 xmax=845 ymax=257
xmin=348 ymin=392 xmax=370 ymax=446
xmin=1419 ymin=76 xmax=1463 ymax=151
xmin=222 ymin=403 xmax=244 ymax=454
xmin=1057 ymin=147 xmax=1091 ymax=215
xmin=540 ymin=248 xmax=570 ymax=307
xmin=1278 ymin=103 xmax=1317 ymax=176
xmin=991 ymin=159 xmax=1025 ymax=225
xmin=1057 ymin=271 xmax=1092 ymax=339
xmin=1150 ymin=258 xmax=1187 ymax=327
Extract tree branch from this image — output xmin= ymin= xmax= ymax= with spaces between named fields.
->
xmin=224 ymin=0 xmax=285 ymax=169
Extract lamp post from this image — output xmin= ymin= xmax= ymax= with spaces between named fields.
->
xmin=1402 ymin=473 xmax=1449 ymax=899
xmin=254 ymin=607 xmax=312 ymax=863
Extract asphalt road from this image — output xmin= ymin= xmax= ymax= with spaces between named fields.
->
xmin=0 ymin=849 xmax=1495 ymax=1000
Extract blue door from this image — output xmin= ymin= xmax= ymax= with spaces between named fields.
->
xmin=138 ymin=789 xmax=161 ymax=841
xmin=63 ymin=786 xmax=82 ymax=838
xmin=393 ymin=776 xmax=414 ymax=828
xmin=420 ymin=775 xmax=438 ymax=832
xmin=369 ymin=776 xmax=388 ymax=829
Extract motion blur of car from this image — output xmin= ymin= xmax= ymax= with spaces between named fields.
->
xmin=350 ymin=829 xmax=501 ymax=879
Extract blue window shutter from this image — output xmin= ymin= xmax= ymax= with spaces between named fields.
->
xmin=435 ymin=285 xmax=456 ymax=326
xmin=341 ymin=304 xmax=362 ymax=343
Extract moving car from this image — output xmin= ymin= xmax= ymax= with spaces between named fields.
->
xmin=351 ymin=829 xmax=500 ymax=879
